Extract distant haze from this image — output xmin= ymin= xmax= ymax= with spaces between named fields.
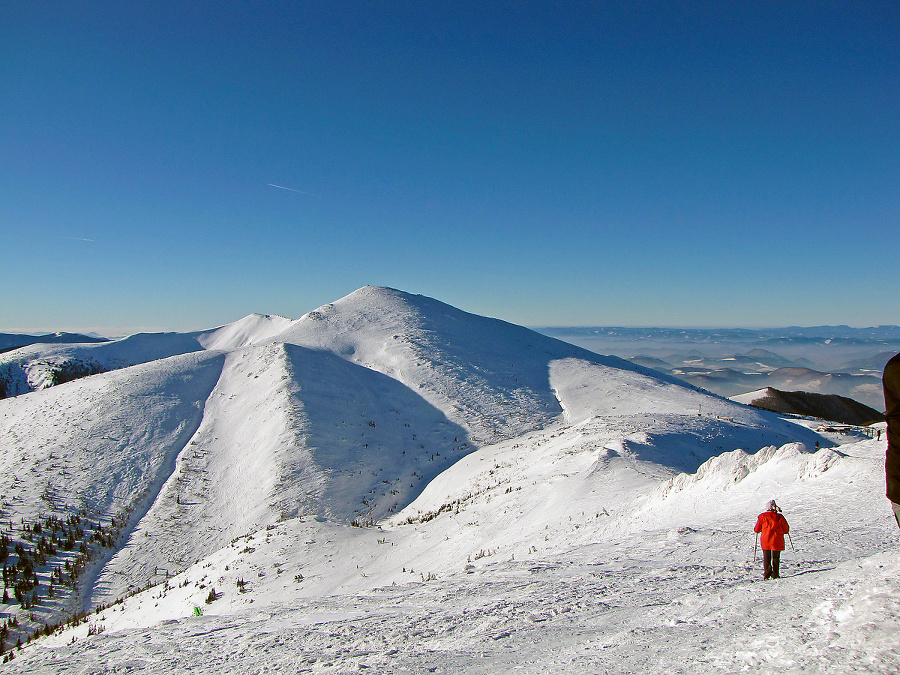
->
xmin=538 ymin=326 xmax=899 ymax=410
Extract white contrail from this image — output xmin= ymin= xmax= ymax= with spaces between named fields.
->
xmin=65 ymin=236 xmax=95 ymax=242
xmin=267 ymin=183 xmax=316 ymax=196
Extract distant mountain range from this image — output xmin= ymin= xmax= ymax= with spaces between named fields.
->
xmin=0 ymin=331 xmax=108 ymax=354
xmin=538 ymin=326 xmax=898 ymax=411
xmin=539 ymin=325 xmax=900 ymax=343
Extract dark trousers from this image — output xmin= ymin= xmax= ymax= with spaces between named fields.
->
xmin=763 ymin=549 xmax=781 ymax=579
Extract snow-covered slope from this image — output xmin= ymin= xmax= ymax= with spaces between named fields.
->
xmin=2 ymin=286 xmax=889 ymax=672
xmin=15 ymin=434 xmax=899 ymax=674
xmin=0 ymin=351 xmax=225 ymax=526
xmin=272 ymin=285 xmax=581 ymax=444
xmin=0 ymin=313 xmax=291 ymax=398
xmin=0 ymin=332 xmax=206 ymax=396
xmin=272 ymin=287 xmax=819 ymax=457
xmin=0 ymin=351 xmax=226 ymax=618
xmin=88 ymin=340 xmax=472 ymax=605
xmin=195 ymin=313 xmax=293 ymax=351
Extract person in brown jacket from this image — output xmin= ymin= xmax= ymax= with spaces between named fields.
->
xmin=883 ymin=353 xmax=900 ymax=527
xmin=754 ymin=499 xmax=789 ymax=580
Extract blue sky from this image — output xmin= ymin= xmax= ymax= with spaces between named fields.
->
xmin=3 ymin=2 xmax=899 ymax=334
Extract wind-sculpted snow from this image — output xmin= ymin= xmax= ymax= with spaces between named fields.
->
xmin=645 ymin=442 xmax=844 ymax=506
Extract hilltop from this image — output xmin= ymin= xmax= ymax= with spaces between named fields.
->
xmin=733 ymin=387 xmax=885 ymax=426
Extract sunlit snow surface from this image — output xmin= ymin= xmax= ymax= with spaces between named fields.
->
xmin=14 ymin=435 xmax=900 ymax=674
xmin=2 ymin=288 xmax=898 ymax=673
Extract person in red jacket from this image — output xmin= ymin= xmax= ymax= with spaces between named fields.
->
xmin=754 ymin=499 xmax=790 ymax=580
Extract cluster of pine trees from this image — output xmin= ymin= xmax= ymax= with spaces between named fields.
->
xmin=0 ymin=510 xmax=127 ymax=654
xmin=46 ymin=360 xmax=105 ymax=386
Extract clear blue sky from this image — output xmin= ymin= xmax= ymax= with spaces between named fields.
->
xmin=3 ymin=2 xmax=898 ymax=334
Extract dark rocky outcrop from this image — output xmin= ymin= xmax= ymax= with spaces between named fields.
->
xmin=743 ymin=387 xmax=884 ymax=426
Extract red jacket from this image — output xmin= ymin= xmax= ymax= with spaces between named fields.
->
xmin=754 ymin=511 xmax=789 ymax=551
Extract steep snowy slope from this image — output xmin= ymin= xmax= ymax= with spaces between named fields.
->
xmin=89 ymin=341 xmax=471 ymax=605
xmin=0 ymin=286 xmax=830 ymax=654
xmin=0 ymin=351 xmax=225 ymax=525
xmin=0 ymin=351 xmax=225 ymax=621
xmin=272 ymin=285 xmax=579 ymax=444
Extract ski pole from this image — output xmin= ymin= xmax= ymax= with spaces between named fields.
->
xmin=753 ymin=532 xmax=758 ymax=562
xmin=788 ymin=532 xmax=795 ymax=553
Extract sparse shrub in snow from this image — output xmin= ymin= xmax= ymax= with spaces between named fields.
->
xmin=86 ymin=622 xmax=105 ymax=636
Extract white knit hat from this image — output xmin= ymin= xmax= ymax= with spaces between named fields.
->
xmin=766 ymin=499 xmax=778 ymax=511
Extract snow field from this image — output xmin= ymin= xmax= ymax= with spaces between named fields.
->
xmin=17 ymin=435 xmax=900 ymax=673
xmin=0 ymin=287 xmax=897 ymax=672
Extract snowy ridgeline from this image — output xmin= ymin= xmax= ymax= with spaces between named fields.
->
xmin=0 ymin=287 xmax=896 ymax=672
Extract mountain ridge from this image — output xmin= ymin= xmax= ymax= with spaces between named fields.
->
xmin=0 ymin=286 xmax=831 ymax=651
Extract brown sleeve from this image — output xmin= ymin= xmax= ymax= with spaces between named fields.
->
xmin=884 ymin=354 xmax=900 ymax=502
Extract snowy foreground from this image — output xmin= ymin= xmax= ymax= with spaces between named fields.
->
xmin=1 ymin=287 xmax=898 ymax=673
xmin=11 ymin=435 xmax=900 ymax=674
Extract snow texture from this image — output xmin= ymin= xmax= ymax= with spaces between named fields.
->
xmin=0 ymin=287 xmax=896 ymax=673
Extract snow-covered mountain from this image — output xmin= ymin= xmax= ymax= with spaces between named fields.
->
xmin=0 ymin=332 xmax=108 ymax=355
xmin=0 ymin=313 xmax=293 ymax=398
xmin=1 ymin=287 xmax=896 ymax=673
